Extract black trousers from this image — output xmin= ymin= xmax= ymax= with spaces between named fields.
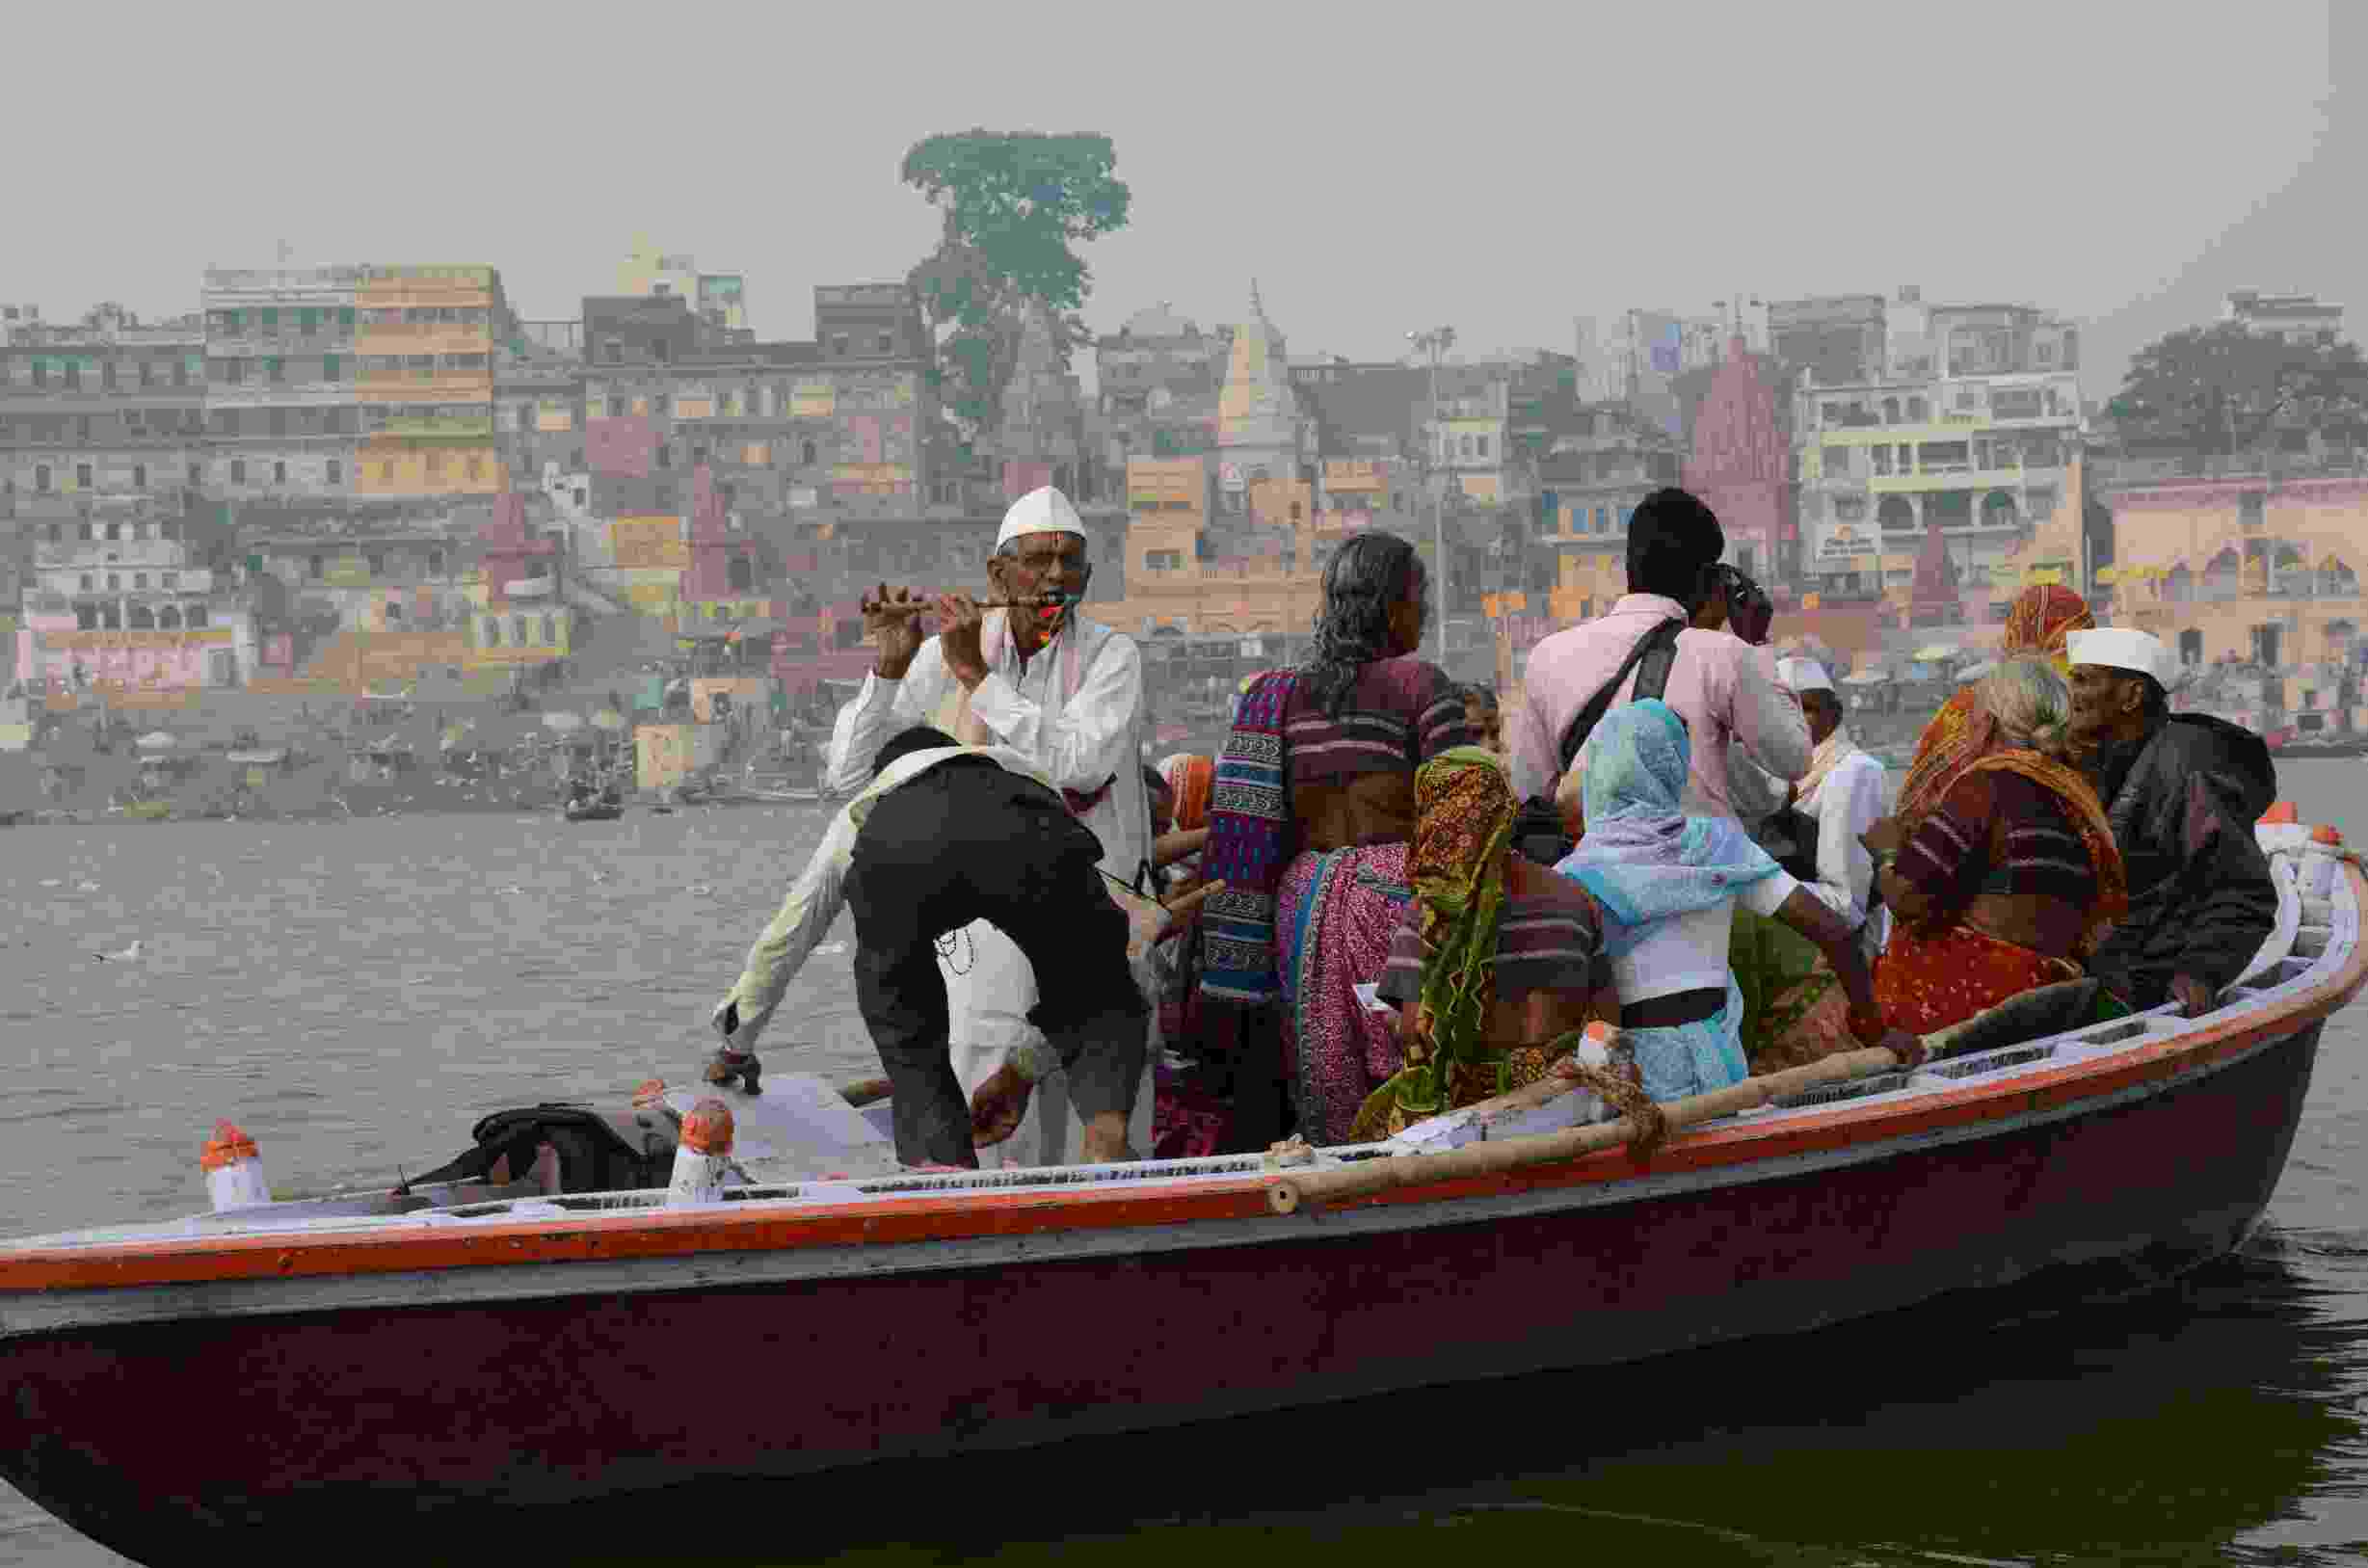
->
xmin=844 ymin=759 xmax=1150 ymax=1168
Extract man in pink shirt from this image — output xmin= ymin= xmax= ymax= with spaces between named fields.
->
xmin=1508 ymin=488 xmax=1811 ymax=822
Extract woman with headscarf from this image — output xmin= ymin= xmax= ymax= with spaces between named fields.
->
xmin=1198 ymin=532 xmax=1473 ymax=1148
xmin=1896 ymin=585 xmax=2093 ymax=834
xmin=1556 ymin=701 xmax=1923 ymax=1103
xmin=1864 ymin=655 xmax=2129 ymax=1035
xmin=1351 ymin=747 xmax=1621 ymax=1140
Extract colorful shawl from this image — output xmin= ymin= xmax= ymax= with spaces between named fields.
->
xmin=1897 ymin=586 xmax=2092 ymax=830
xmin=1350 ymin=747 xmax=1520 ymax=1134
xmin=1931 ymin=749 xmax=2130 ymax=957
xmin=1557 ymin=700 xmax=1783 ymax=958
xmin=1198 ymin=670 xmax=1299 ymax=1004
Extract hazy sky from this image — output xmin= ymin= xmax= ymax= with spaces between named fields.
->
xmin=12 ymin=1 xmax=2354 ymax=399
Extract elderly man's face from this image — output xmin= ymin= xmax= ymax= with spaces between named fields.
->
xmin=2067 ymin=662 xmax=2139 ymax=745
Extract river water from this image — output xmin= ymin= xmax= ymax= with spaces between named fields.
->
xmin=4 ymin=760 xmax=2366 ymax=1566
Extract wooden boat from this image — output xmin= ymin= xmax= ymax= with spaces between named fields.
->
xmin=0 ymin=831 xmax=2358 ymax=1564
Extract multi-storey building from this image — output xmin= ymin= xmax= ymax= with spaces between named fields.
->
xmin=1536 ymin=410 xmax=1685 ymax=621
xmin=2222 ymin=288 xmax=2347 ymax=346
xmin=0 ymin=306 xmax=207 ymax=518
xmin=617 ymin=238 xmax=749 ymax=341
xmin=1796 ymin=363 xmax=2083 ymax=612
xmin=14 ymin=503 xmax=257 ymax=693
xmin=200 ymin=266 xmax=363 ymax=505
xmin=351 ymin=265 xmax=504 ymax=501
xmin=996 ymin=305 xmax=1088 ymax=503
xmin=1929 ymin=304 xmax=2080 ymax=380
xmin=2094 ymin=453 xmax=2368 ymax=737
xmin=1766 ymin=295 xmax=1889 ymax=388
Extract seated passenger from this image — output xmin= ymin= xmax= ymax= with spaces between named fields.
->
xmin=1865 ymin=655 xmax=2129 ymax=1035
xmin=1353 ymin=746 xmax=1616 ymax=1141
xmin=1556 ymin=701 xmax=1922 ymax=1103
xmin=2065 ymin=627 xmax=2279 ymax=1017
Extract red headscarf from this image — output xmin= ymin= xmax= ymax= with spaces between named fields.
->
xmin=1896 ymin=586 xmax=2095 ymax=830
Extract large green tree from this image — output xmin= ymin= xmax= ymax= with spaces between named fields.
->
xmin=900 ymin=130 xmax=1131 ymax=456
xmin=2107 ymin=320 xmax=2368 ymax=455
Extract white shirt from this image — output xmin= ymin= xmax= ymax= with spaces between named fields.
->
xmin=714 ymin=745 xmax=1058 ymax=1052
xmin=1798 ymin=749 xmax=1892 ymax=957
xmin=822 ymin=616 xmax=1152 ymax=888
xmin=1609 ymin=871 xmax=1798 ymax=1002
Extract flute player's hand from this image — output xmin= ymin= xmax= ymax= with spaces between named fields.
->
xmin=936 ymin=592 xmax=990 ymax=689
xmin=863 ymin=582 xmax=924 ymax=680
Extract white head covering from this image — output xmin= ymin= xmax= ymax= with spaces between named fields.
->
xmin=1776 ymin=658 xmax=1834 ymax=694
xmin=2066 ymin=627 xmax=2179 ymax=689
xmin=996 ymin=486 xmax=1086 ymax=551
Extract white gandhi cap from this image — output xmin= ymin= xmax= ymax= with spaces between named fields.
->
xmin=2065 ymin=627 xmax=2179 ymax=689
xmin=1776 ymin=658 xmax=1834 ymax=694
xmin=996 ymin=486 xmax=1086 ymax=551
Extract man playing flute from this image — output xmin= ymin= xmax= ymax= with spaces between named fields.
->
xmin=818 ymin=487 xmax=1157 ymax=1164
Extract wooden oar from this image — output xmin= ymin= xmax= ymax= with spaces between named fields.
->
xmin=1264 ymin=1044 xmax=1911 ymax=1216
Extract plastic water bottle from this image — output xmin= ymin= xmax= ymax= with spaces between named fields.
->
xmin=200 ymin=1120 xmax=272 ymax=1211
xmin=667 ymin=1098 xmax=735 ymax=1207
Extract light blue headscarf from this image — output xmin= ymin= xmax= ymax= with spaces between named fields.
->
xmin=1556 ymin=699 xmax=1783 ymax=958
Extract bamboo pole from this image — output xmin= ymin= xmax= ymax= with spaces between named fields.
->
xmin=1264 ymin=1045 xmax=1909 ymax=1216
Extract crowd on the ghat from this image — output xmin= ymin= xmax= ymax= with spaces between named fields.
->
xmin=708 ymin=484 xmax=2281 ymax=1172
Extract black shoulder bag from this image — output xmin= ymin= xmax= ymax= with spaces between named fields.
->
xmin=1510 ymin=617 xmax=1686 ymax=865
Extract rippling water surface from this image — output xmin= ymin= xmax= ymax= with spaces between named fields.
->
xmin=4 ymin=763 xmax=2367 ymax=1566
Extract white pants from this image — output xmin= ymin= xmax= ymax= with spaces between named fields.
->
xmin=941 ymin=918 xmax=1155 ymax=1167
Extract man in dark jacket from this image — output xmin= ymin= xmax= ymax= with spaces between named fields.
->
xmin=2066 ymin=628 xmax=2279 ymax=1018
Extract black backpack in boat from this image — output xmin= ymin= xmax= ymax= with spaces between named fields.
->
xmin=1510 ymin=617 xmax=1685 ymax=866
xmin=397 ymin=1103 xmax=682 ymax=1197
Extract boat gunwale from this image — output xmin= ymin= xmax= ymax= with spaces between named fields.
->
xmin=1 ymin=864 xmax=2359 ymax=1295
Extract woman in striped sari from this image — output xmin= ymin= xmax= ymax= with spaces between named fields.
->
xmin=1198 ymin=533 xmax=1473 ymax=1148
xmin=1868 ymin=655 xmax=2130 ymax=1034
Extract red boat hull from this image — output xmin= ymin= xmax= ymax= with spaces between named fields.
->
xmin=0 ymin=1018 xmax=2324 ymax=1564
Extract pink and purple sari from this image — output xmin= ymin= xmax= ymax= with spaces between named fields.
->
xmin=1279 ymin=841 xmax=1413 ymax=1146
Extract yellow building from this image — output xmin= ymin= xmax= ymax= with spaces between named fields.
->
xmin=467 ymin=602 xmax=576 ymax=669
xmin=2099 ymin=463 xmax=2368 ymax=672
xmin=353 ymin=265 xmax=503 ymax=498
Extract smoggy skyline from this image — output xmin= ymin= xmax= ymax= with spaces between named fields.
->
xmin=10 ymin=0 xmax=2355 ymax=399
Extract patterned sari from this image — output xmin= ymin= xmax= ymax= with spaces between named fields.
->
xmin=1875 ymin=750 xmax=2130 ymax=1035
xmin=1731 ymin=910 xmax=1859 ymax=1074
xmin=1349 ymin=748 xmax=1532 ymax=1141
xmin=1280 ymin=841 xmax=1413 ymax=1144
xmin=1897 ymin=585 xmax=2094 ymax=831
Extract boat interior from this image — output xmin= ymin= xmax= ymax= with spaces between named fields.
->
xmin=4 ymin=841 xmax=2356 ymax=1254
